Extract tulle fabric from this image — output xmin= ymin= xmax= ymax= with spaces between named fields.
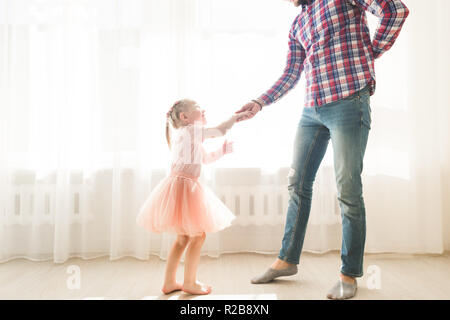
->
xmin=136 ymin=171 xmax=235 ymax=236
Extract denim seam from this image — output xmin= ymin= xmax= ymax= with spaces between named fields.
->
xmin=340 ymin=93 xmax=366 ymax=278
xmin=355 ymin=95 xmax=364 ymax=276
xmin=358 ymin=96 xmax=366 ymax=276
xmin=285 ymin=127 xmax=322 ymax=262
xmin=359 ymin=94 xmax=363 ymax=129
xmin=350 ymin=95 xmax=365 ymax=277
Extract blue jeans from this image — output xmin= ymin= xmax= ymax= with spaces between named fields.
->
xmin=278 ymin=85 xmax=371 ymax=278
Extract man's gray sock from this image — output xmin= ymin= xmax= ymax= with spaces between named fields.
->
xmin=250 ymin=265 xmax=298 ymax=284
xmin=326 ymin=279 xmax=358 ymax=299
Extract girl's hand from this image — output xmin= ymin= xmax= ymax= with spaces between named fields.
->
xmin=222 ymin=139 xmax=234 ymax=155
xmin=234 ymin=101 xmax=261 ymax=122
xmin=232 ymin=110 xmax=253 ymax=123
xmin=230 ymin=113 xmax=241 ymax=122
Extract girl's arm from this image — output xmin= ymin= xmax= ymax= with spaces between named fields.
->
xmin=202 ymin=140 xmax=234 ymax=164
xmin=203 ymin=111 xmax=251 ymax=140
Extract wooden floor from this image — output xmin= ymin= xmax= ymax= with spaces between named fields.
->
xmin=1 ymin=251 xmax=449 ymax=300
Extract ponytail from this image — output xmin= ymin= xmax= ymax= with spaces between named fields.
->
xmin=165 ymin=119 xmax=171 ymax=150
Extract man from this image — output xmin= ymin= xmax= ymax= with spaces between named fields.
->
xmin=234 ymin=0 xmax=409 ymax=299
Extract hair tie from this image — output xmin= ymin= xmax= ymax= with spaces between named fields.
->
xmin=167 ymin=100 xmax=182 ymax=119
xmin=167 ymin=100 xmax=181 ymax=117
xmin=166 ymin=106 xmax=174 ymax=118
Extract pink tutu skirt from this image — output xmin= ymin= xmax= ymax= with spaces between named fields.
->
xmin=136 ymin=171 xmax=235 ymax=236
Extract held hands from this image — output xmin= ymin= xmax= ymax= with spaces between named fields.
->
xmin=234 ymin=101 xmax=262 ymax=122
xmin=214 ymin=107 xmax=256 ymax=154
xmin=230 ymin=111 xmax=250 ymax=123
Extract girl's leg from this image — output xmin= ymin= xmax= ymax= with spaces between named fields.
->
xmin=182 ymin=232 xmax=211 ymax=295
xmin=162 ymin=234 xmax=189 ymax=294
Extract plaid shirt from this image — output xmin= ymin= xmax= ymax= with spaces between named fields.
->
xmin=256 ymin=0 xmax=409 ymax=108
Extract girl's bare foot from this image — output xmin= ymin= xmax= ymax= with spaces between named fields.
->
xmin=181 ymin=281 xmax=212 ymax=295
xmin=161 ymin=282 xmax=183 ymax=294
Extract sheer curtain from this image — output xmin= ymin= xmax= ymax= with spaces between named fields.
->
xmin=0 ymin=0 xmax=448 ymax=264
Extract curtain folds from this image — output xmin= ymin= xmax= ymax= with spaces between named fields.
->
xmin=0 ymin=0 xmax=448 ymax=264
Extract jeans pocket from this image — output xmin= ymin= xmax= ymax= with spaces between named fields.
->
xmin=343 ymin=91 xmax=359 ymax=102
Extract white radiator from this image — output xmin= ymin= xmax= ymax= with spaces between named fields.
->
xmin=3 ymin=167 xmax=340 ymax=226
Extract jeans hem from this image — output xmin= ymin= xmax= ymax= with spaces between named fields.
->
xmin=278 ymin=255 xmax=299 ymax=265
xmin=340 ymin=269 xmax=363 ymax=278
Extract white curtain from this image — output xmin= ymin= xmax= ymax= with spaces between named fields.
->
xmin=0 ymin=0 xmax=448 ymax=264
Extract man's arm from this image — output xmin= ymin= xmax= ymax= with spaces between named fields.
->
xmin=255 ymin=14 xmax=306 ymax=108
xmin=348 ymin=0 xmax=409 ymax=59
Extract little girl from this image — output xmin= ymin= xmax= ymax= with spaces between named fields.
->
xmin=136 ymin=99 xmax=250 ymax=295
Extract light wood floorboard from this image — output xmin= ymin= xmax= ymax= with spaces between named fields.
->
xmin=1 ymin=251 xmax=449 ymax=300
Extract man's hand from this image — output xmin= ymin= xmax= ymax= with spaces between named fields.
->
xmin=234 ymin=101 xmax=262 ymax=122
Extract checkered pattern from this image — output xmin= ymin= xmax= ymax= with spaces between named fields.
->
xmin=257 ymin=0 xmax=409 ymax=108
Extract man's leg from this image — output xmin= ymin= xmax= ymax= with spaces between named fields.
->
xmin=325 ymin=86 xmax=371 ymax=298
xmin=278 ymin=111 xmax=331 ymax=265
xmin=251 ymin=108 xmax=330 ymax=284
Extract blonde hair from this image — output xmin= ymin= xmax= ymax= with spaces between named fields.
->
xmin=165 ymin=99 xmax=195 ymax=149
